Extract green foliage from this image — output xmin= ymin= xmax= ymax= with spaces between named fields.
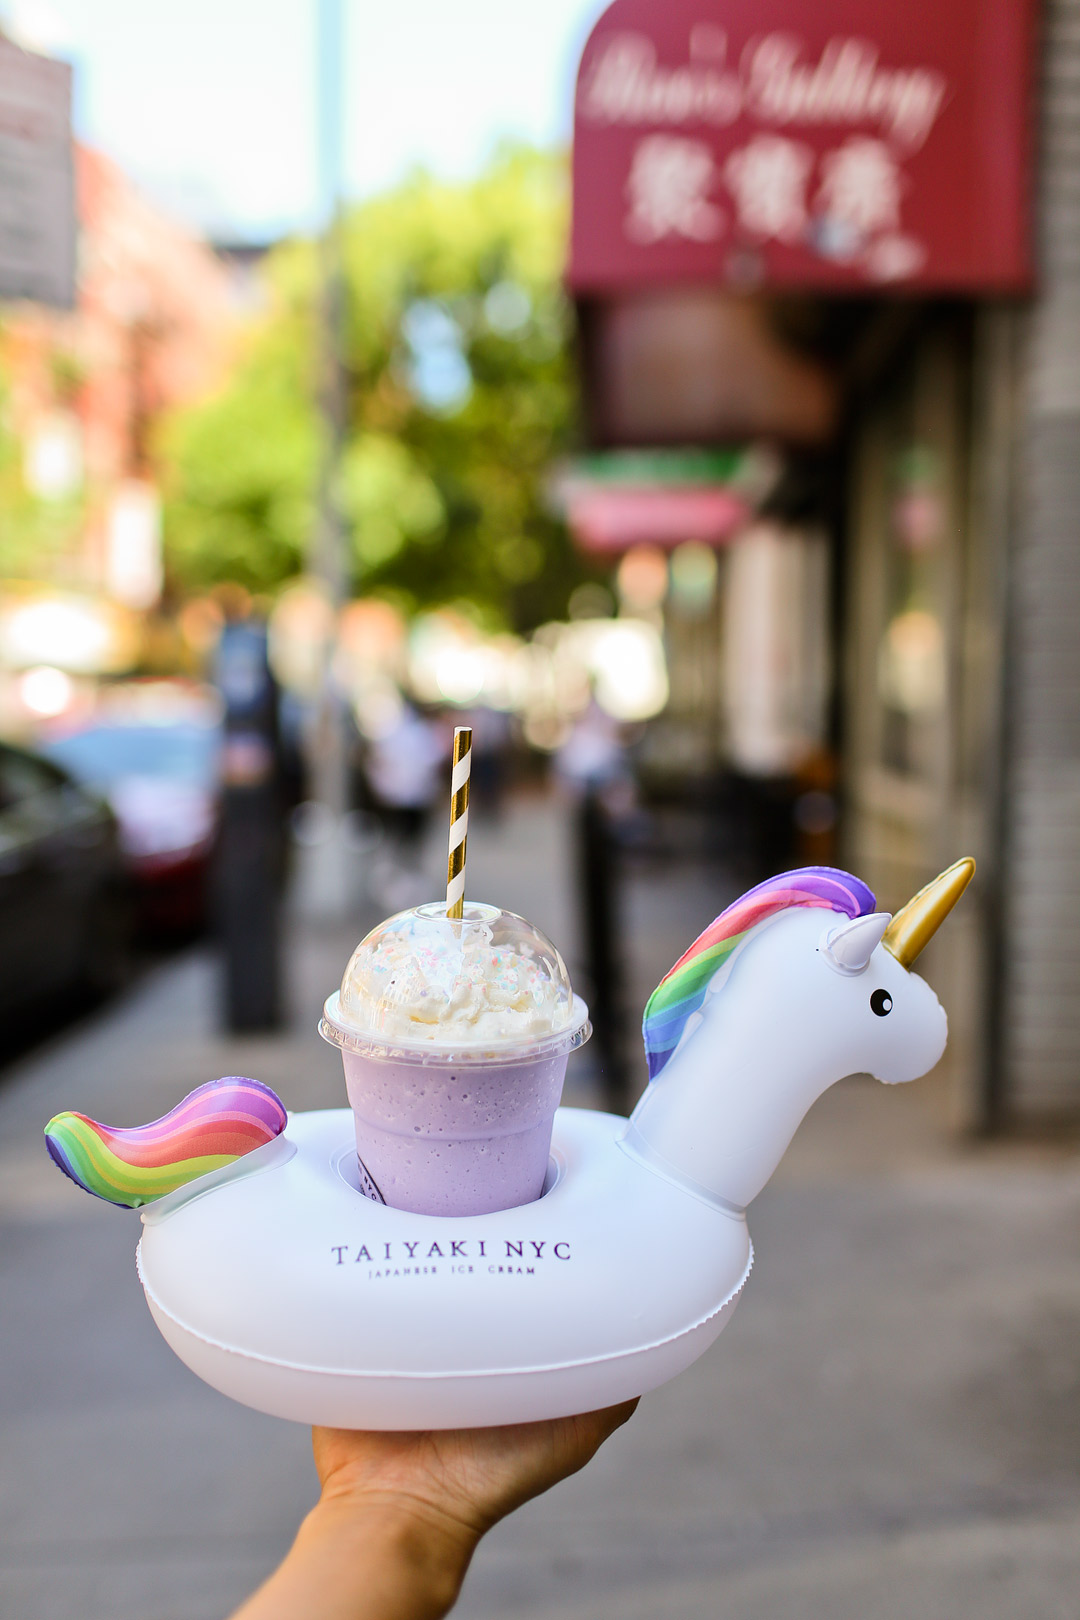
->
xmin=161 ymin=146 xmax=590 ymax=628
xmin=160 ymin=322 xmax=319 ymax=593
xmin=0 ymin=367 xmax=85 ymax=580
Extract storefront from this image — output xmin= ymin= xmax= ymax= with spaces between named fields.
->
xmin=566 ymin=0 xmax=1076 ymax=1129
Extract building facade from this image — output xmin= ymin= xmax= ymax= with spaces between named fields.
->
xmin=568 ymin=0 xmax=1078 ymax=1129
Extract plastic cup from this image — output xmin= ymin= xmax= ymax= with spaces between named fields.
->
xmin=320 ymin=902 xmax=590 ymax=1216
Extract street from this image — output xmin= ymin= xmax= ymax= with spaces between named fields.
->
xmin=2 ymin=794 xmax=1079 ymax=1619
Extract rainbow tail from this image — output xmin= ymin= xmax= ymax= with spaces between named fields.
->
xmin=44 ymin=1077 xmax=288 ymax=1208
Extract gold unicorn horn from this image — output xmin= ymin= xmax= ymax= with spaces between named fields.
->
xmin=881 ymin=857 xmax=976 ymax=970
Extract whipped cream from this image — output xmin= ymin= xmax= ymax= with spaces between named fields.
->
xmin=337 ymin=906 xmax=574 ymax=1049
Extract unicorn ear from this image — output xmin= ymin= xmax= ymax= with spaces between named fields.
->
xmin=822 ymin=912 xmax=891 ymax=974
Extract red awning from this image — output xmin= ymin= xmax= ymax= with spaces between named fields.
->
xmin=569 ymin=0 xmax=1035 ymax=295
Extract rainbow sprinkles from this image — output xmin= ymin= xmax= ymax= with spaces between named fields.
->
xmin=642 ymin=866 xmax=876 ymax=1080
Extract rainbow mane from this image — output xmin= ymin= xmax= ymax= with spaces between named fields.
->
xmin=642 ymin=867 xmax=876 ymax=1080
xmin=44 ymin=1077 xmax=287 ymax=1208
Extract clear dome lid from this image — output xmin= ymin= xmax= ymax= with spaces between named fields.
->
xmin=321 ymin=901 xmax=590 ymax=1061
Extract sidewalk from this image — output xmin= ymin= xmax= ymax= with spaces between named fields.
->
xmin=1 ymin=792 xmax=1078 ymax=1619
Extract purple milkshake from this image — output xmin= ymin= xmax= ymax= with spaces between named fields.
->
xmin=320 ymin=902 xmax=590 ymax=1216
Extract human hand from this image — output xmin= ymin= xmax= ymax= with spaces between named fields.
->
xmin=312 ymin=1400 xmax=639 ymax=1543
xmin=231 ymin=1404 xmax=637 ymax=1620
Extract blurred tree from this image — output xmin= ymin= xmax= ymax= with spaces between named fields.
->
xmin=161 ymin=146 xmax=592 ymax=629
xmin=0 ymin=355 xmax=86 ymax=580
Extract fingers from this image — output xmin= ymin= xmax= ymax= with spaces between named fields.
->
xmin=566 ymin=1398 xmax=640 ymax=1455
xmin=595 ymin=1397 xmax=640 ymax=1436
xmin=310 ymin=1396 xmax=641 ymax=1527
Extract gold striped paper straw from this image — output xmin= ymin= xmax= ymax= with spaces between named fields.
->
xmin=446 ymin=725 xmax=472 ymax=919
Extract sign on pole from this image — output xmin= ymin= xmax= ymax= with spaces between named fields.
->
xmin=0 ymin=37 xmax=75 ymax=307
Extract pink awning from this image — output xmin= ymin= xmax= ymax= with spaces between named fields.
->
xmin=566 ymin=483 xmax=749 ymax=552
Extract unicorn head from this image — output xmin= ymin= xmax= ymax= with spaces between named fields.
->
xmin=624 ymin=860 xmax=973 ymax=1211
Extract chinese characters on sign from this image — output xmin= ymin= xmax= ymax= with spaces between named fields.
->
xmin=625 ymin=135 xmax=724 ymax=243
xmin=570 ymin=1 xmax=1035 ymax=292
xmin=623 ymin=128 xmax=923 ymax=278
xmin=724 ymin=136 xmax=813 ymax=246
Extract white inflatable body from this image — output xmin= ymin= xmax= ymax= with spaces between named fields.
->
xmin=137 ymin=1107 xmax=751 ymax=1428
xmin=132 ymin=865 xmax=975 ymax=1428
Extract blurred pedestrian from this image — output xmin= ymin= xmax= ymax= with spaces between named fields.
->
xmin=553 ymin=697 xmax=628 ymax=801
xmin=555 ymin=698 xmax=633 ymax=1109
xmin=212 ymin=586 xmax=286 ymax=1033
xmin=365 ymin=700 xmax=447 ymax=868
xmin=461 ymin=702 xmax=512 ymax=819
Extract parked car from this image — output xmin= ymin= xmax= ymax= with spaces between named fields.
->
xmin=44 ymin=695 xmax=222 ymax=936
xmin=0 ymin=740 xmax=129 ymax=1022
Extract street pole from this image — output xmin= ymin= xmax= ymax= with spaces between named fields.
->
xmin=307 ymin=0 xmax=351 ymax=913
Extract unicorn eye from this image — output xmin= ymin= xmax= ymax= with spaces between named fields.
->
xmin=870 ymin=989 xmax=893 ymax=1017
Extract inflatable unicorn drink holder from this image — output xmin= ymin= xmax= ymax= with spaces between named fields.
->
xmin=45 ymin=858 xmax=973 ymax=1429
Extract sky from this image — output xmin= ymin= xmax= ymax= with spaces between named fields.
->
xmin=2 ymin=0 xmax=609 ymax=240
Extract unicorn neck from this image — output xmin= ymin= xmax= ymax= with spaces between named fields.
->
xmin=618 ymin=1124 xmax=749 ymax=1215
xmin=625 ymin=928 xmax=849 ymax=1209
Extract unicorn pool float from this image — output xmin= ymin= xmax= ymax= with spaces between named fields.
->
xmin=45 ymin=856 xmax=973 ymax=1430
